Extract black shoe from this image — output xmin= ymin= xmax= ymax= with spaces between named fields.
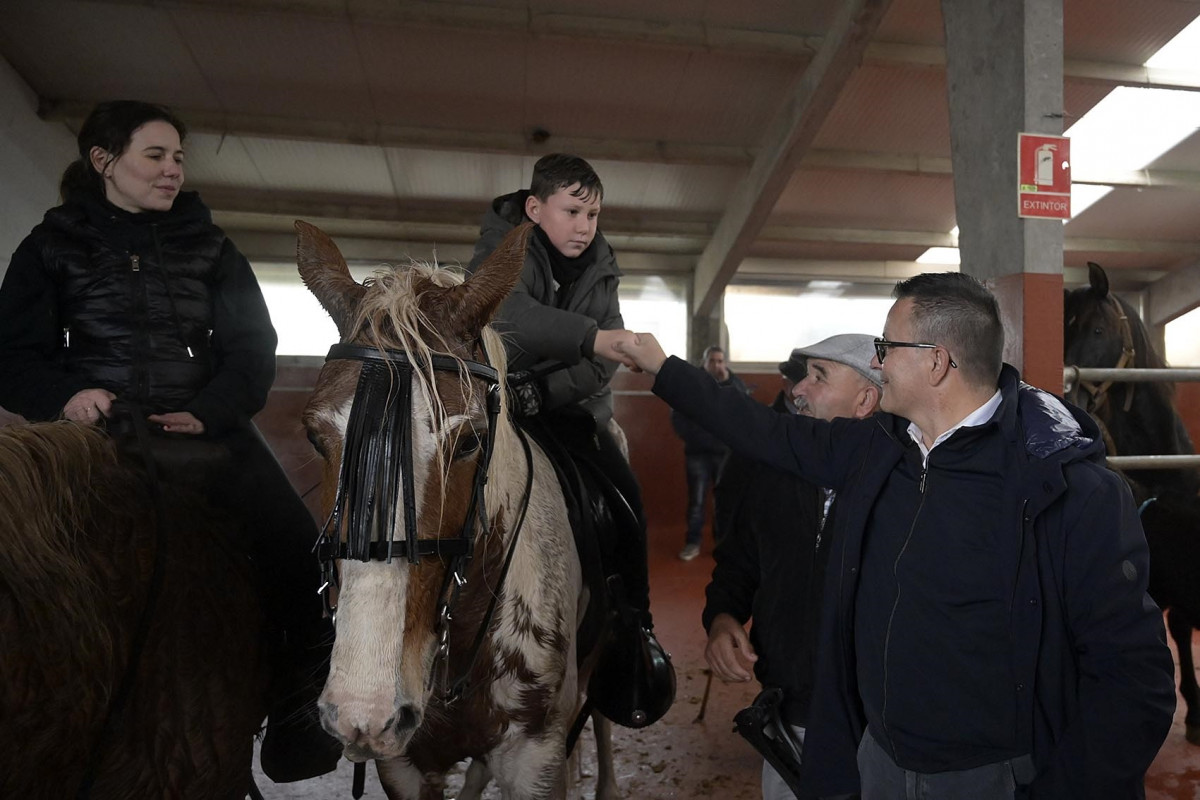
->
xmin=260 ymin=708 xmax=342 ymax=782
xmin=259 ymin=622 xmax=341 ymax=782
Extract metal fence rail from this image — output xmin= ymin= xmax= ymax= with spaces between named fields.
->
xmin=1063 ymin=366 xmax=1200 ymax=388
xmin=1062 ymin=364 xmax=1200 ymax=470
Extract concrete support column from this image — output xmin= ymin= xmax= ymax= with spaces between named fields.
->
xmin=688 ymin=308 xmax=725 ymax=365
xmin=942 ymin=0 xmax=1065 ymax=392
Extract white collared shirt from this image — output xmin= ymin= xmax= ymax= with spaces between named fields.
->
xmin=907 ymin=389 xmax=1003 ymax=465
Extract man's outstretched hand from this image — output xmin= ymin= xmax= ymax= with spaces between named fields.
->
xmin=593 ymin=328 xmax=640 ymax=369
xmin=614 ymin=332 xmax=669 ymax=375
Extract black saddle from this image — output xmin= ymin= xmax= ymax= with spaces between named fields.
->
xmin=516 ymin=413 xmax=675 ymax=729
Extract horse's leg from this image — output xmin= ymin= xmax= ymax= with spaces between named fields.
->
xmin=591 ymin=711 xmax=620 ymax=800
xmin=459 ymin=758 xmax=492 ymax=800
xmin=490 ymin=736 xmax=569 ymax=800
xmin=1167 ymin=608 xmax=1200 ymax=744
xmin=375 ymin=756 xmax=430 ymax=800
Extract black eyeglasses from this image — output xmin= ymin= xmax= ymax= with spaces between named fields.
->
xmin=874 ymin=337 xmax=957 ymax=369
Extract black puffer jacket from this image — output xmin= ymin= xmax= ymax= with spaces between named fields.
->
xmin=0 ymin=191 xmax=276 ymax=435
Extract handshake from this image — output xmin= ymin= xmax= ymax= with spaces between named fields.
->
xmin=505 ymin=331 xmax=669 ymax=419
xmin=594 ymin=329 xmax=666 ymax=374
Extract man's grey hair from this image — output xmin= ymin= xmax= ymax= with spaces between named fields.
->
xmin=892 ymin=273 xmax=1004 ymax=387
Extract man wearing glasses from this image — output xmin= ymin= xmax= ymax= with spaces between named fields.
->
xmin=616 ymin=272 xmax=1173 ymax=800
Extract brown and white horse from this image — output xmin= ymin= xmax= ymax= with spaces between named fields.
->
xmin=296 ymin=220 xmax=606 ymax=799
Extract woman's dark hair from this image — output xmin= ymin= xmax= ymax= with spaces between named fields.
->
xmin=59 ymin=100 xmax=187 ymax=203
xmin=529 ymin=153 xmax=603 ymax=203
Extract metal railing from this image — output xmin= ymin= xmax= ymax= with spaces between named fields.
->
xmin=1062 ymin=364 xmax=1200 ymax=470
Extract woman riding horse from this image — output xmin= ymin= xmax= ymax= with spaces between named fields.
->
xmin=0 ymin=100 xmax=339 ymax=783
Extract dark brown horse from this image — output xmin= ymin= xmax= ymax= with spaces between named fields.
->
xmin=0 ymin=422 xmax=269 ymax=797
xmin=1064 ymin=260 xmax=1200 ymax=743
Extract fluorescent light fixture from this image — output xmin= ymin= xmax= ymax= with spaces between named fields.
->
xmin=916 ymin=247 xmax=961 ymax=265
xmin=1067 ymin=183 xmax=1114 ymax=221
xmin=1145 ymin=16 xmax=1200 ymax=70
xmin=1065 ymin=86 xmax=1200 ymax=173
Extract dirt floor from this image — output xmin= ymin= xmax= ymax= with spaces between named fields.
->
xmin=249 ymin=531 xmax=1200 ymax=800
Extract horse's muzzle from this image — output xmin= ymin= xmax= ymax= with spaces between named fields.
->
xmin=317 ymin=695 xmax=423 ymax=758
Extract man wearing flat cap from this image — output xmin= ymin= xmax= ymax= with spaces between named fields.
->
xmin=705 ymin=334 xmax=881 ymax=799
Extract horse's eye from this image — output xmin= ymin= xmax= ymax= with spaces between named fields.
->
xmin=1093 ymin=326 xmax=1104 ymax=336
xmin=307 ymin=429 xmax=326 ymax=457
xmin=453 ymin=430 xmax=484 ymax=460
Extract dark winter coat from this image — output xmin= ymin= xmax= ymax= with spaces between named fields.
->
xmin=704 ymin=392 xmax=827 ymax=726
xmin=467 ymin=191 xmax=623 ymax=427
xmin=0 ymin=191 xmax=276 ymax=435
xmin=654 ymin=357 xmax=1175 ymax=800
xmin=672 ymin=370 xmax=748 ymax=457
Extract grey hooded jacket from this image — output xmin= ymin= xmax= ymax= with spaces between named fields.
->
xmin=467 ymin=190 xmax=623 ymax=427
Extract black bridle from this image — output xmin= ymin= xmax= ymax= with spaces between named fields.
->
xmin=315 ymin=341 xmax=533 ymax=702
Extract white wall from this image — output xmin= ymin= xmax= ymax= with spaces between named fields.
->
xmin=0 ymin=55 xmax=75 ymax=279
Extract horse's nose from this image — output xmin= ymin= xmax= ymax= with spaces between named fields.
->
xmin=317 ymin=696 xmax=422 ymax=746
xmin=387 ymin=703 xmax=422 ymax=736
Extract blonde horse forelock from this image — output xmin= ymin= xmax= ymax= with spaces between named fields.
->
xmin=350 ymin=262 xmax=517 ymax=522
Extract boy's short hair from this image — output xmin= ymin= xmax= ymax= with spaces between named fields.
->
xmin=530 ymin=153 xmax=604 ymax=203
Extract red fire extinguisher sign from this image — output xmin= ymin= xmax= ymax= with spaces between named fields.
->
xmin=1018 ymin=133 xmax=1071 ymax=219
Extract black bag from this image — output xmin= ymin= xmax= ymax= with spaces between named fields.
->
xmin=733 ymin=687 xmax=804 ymax=798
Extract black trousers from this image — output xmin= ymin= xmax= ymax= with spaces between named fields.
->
xmin=118 ymin=422 xmax=328 ymax=644
xmin=530 ymin=411 xmax=651 ymax=616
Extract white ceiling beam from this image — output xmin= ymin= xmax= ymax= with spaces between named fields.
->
xmin=1145 ymin=261 xmax=1200 ymax=327
xmin=37 ymin=98 xmax=758 ymax=166
xmin=38 ymin=99 xmax=1200 ymax=190
xmin=196 ymin=186 xmax=1199 ymax=257
xmin=691 ymin=0 xmax=896 ymax=316
xmin=802 ymin=149 xmax=1200 ymax=190
xmin=864 ymin=42 xmax=1200 ymax=93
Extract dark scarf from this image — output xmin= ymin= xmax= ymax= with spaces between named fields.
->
xmin=532 ymin=224 xmax=599 ymax=292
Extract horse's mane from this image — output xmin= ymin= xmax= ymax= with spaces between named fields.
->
xmin=0 ymin=423 xmax=135 ymax=696
xmin=351 ymin=261 xmax=517 ymax=520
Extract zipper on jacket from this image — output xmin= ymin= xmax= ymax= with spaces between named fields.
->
xmin=879 ymin=460 xmax=929 ymax=752
xmin=130 ymin=254 xmax=140 ymax=272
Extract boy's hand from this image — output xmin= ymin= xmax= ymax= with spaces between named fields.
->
xmin=593 ymin=328 xmax=639 ymax=368
xmin=614 ymin=332 xmax=668 ymax=375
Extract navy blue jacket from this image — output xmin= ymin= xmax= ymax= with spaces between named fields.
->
xmin=654 ymin=356 xmax=1174 ymax=800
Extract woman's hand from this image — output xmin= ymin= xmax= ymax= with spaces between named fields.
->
xmin=62 ymin=388 xmax=116 ymax=424
xmin=147 ymin=411 xmax=206 ymax=435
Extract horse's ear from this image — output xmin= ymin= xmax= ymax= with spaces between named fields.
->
xmin=449 ymin=222 xmax=533 ymax=334
xmin=295 ymin=220 xmax=367 ymax=339
xmin=1087 ymin=261 xmax=1109 ymax=299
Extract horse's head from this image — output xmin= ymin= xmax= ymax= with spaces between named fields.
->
xmin=295 ymin=220 xmax=530 ymax=760
xmin=1064 ymin=261 xmax=1139 ymax=410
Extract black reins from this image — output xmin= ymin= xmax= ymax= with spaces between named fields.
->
xmin=316 ymin=341 xmax=533 ymax=703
